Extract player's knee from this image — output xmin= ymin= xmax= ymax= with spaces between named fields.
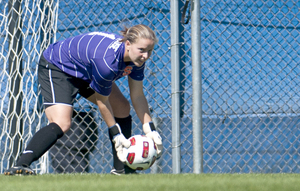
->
xmin=123 ymin=100 xmax=130 ymax=113
xmin=55 ymin=120 xmax=72 ymax=133
xmin=120 ymin=100 xmax=131 ymax=115
xmin=113 ymin=100 xmax=130 ymax=118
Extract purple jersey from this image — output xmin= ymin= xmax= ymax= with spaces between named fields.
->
xmin=43 ymin=31 xmax=145 ymax=96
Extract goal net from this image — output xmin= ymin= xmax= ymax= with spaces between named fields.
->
xmin=0 ymin=0 xmax=58 ymax=173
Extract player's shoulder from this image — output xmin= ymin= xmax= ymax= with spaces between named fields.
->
xmin=85 ymin=31 xmax=121 ymax=40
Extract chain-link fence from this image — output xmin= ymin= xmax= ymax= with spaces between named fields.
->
xmin=1 ymin=0 xmax=300 ymax=174
xmin=201 ymin=0 xmax=300 ymax=173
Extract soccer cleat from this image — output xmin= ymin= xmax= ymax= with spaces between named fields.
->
xmin=110 ymin=168 xmax=125 ymax=175
xmin=4 ymin=166 xmax=36 ymax=176
xmin=110 ymin=166 xmax=137 ymax=175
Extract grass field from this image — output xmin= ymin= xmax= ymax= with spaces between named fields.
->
xmin=1 ymin=173 xmax=300 ymax=191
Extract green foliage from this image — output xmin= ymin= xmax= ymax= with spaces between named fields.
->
xmin=1 ymin=173 xmax=300 ymax=191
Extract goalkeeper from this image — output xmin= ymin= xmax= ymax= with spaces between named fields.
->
xmin=4 ymin=24 xmax=163 ymax=175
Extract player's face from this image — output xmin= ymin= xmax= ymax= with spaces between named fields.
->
xmin=125 ymin=38 xmax=155 ymax=67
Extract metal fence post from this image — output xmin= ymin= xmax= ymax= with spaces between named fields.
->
xmin=191 ymin=0 xmax=203 ymax=173
xmin=171 ymin=0 xmax=182 ymax=174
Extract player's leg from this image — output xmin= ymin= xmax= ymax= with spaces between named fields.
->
xmin=110 ymin=115 xmax=134 ymax=174
xmin=4 ymin=105 xmax=72 ymax=175
xmin=13 ymin=105 xmax=72 ymax=167
xmin=108 ymin=83 xmax=136 ymax=174
xmin=109 ymin=83 xmax=131 ymax=118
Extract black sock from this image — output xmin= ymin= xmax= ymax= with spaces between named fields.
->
xmin=16 ymin=123 xmax=64 ymax=167
xmin=109 ymin=115 xmax=132 ymax=171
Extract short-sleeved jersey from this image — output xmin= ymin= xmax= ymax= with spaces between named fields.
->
xmin=43 ymin=31 xmax=145 ymax=96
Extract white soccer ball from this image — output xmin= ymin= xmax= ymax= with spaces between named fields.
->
xmin=123 ymin=135 xmax=157 ymax=170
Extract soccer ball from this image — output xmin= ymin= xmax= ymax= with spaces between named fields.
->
xmin=123 ymin=135 xmax=157 ymax=170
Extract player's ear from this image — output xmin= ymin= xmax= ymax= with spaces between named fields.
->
xmin=125 ymin=40 xmax=131 ymax=49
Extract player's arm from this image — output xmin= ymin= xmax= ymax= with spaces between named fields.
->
xmin=128 ymin=76 xmax=163 ymax=158
xmin=128 ymin=76 xmax=151 ymax=124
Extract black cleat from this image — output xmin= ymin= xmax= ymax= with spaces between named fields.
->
xmin=124 ymin=165 xmax=138 ymax=174
xmin=4 ymin=166 xmax=36 ymax=176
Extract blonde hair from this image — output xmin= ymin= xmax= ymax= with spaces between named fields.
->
xmin=120 ymin=24 xmax=158 ymax=44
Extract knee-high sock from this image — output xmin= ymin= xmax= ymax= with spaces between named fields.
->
xmin=16 ymin=123 xmax=64 ymax=167
xmin=109 ymin=115 xmax=132 ymax=170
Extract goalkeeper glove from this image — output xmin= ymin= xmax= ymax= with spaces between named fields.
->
xmin=143 ymin=122 xmax=163 ymax=158
xmin=109 ymin=123 xmax=131 ymax=163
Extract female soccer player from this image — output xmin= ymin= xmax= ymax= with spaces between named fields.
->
xmin=5 ymin=24 xmax=162 ymax=175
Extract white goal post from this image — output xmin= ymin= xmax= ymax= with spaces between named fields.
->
xmin=0 ymin=0 xmax=58 ymax=174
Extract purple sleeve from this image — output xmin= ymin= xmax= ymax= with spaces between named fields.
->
xmin=128 ymin=63 xmax=145 ymax=81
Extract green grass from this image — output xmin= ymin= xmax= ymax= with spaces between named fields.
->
xmin=1 ymin=173 xmax=300 ymax=191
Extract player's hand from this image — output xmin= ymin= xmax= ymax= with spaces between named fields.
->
xmin=143 ymin=122 xmax=163 ymax=158
xmin=109 ymin=124 xmax=131 ymax=163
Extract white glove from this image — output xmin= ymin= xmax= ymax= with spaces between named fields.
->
xmin=143 ymin=122 xmax=163 ymax=158
xmin=109 ymin=123 xmax=131 ymax=163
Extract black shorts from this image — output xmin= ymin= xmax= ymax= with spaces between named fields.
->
xmin=38 ymin=54 xmax=95 ymax=108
